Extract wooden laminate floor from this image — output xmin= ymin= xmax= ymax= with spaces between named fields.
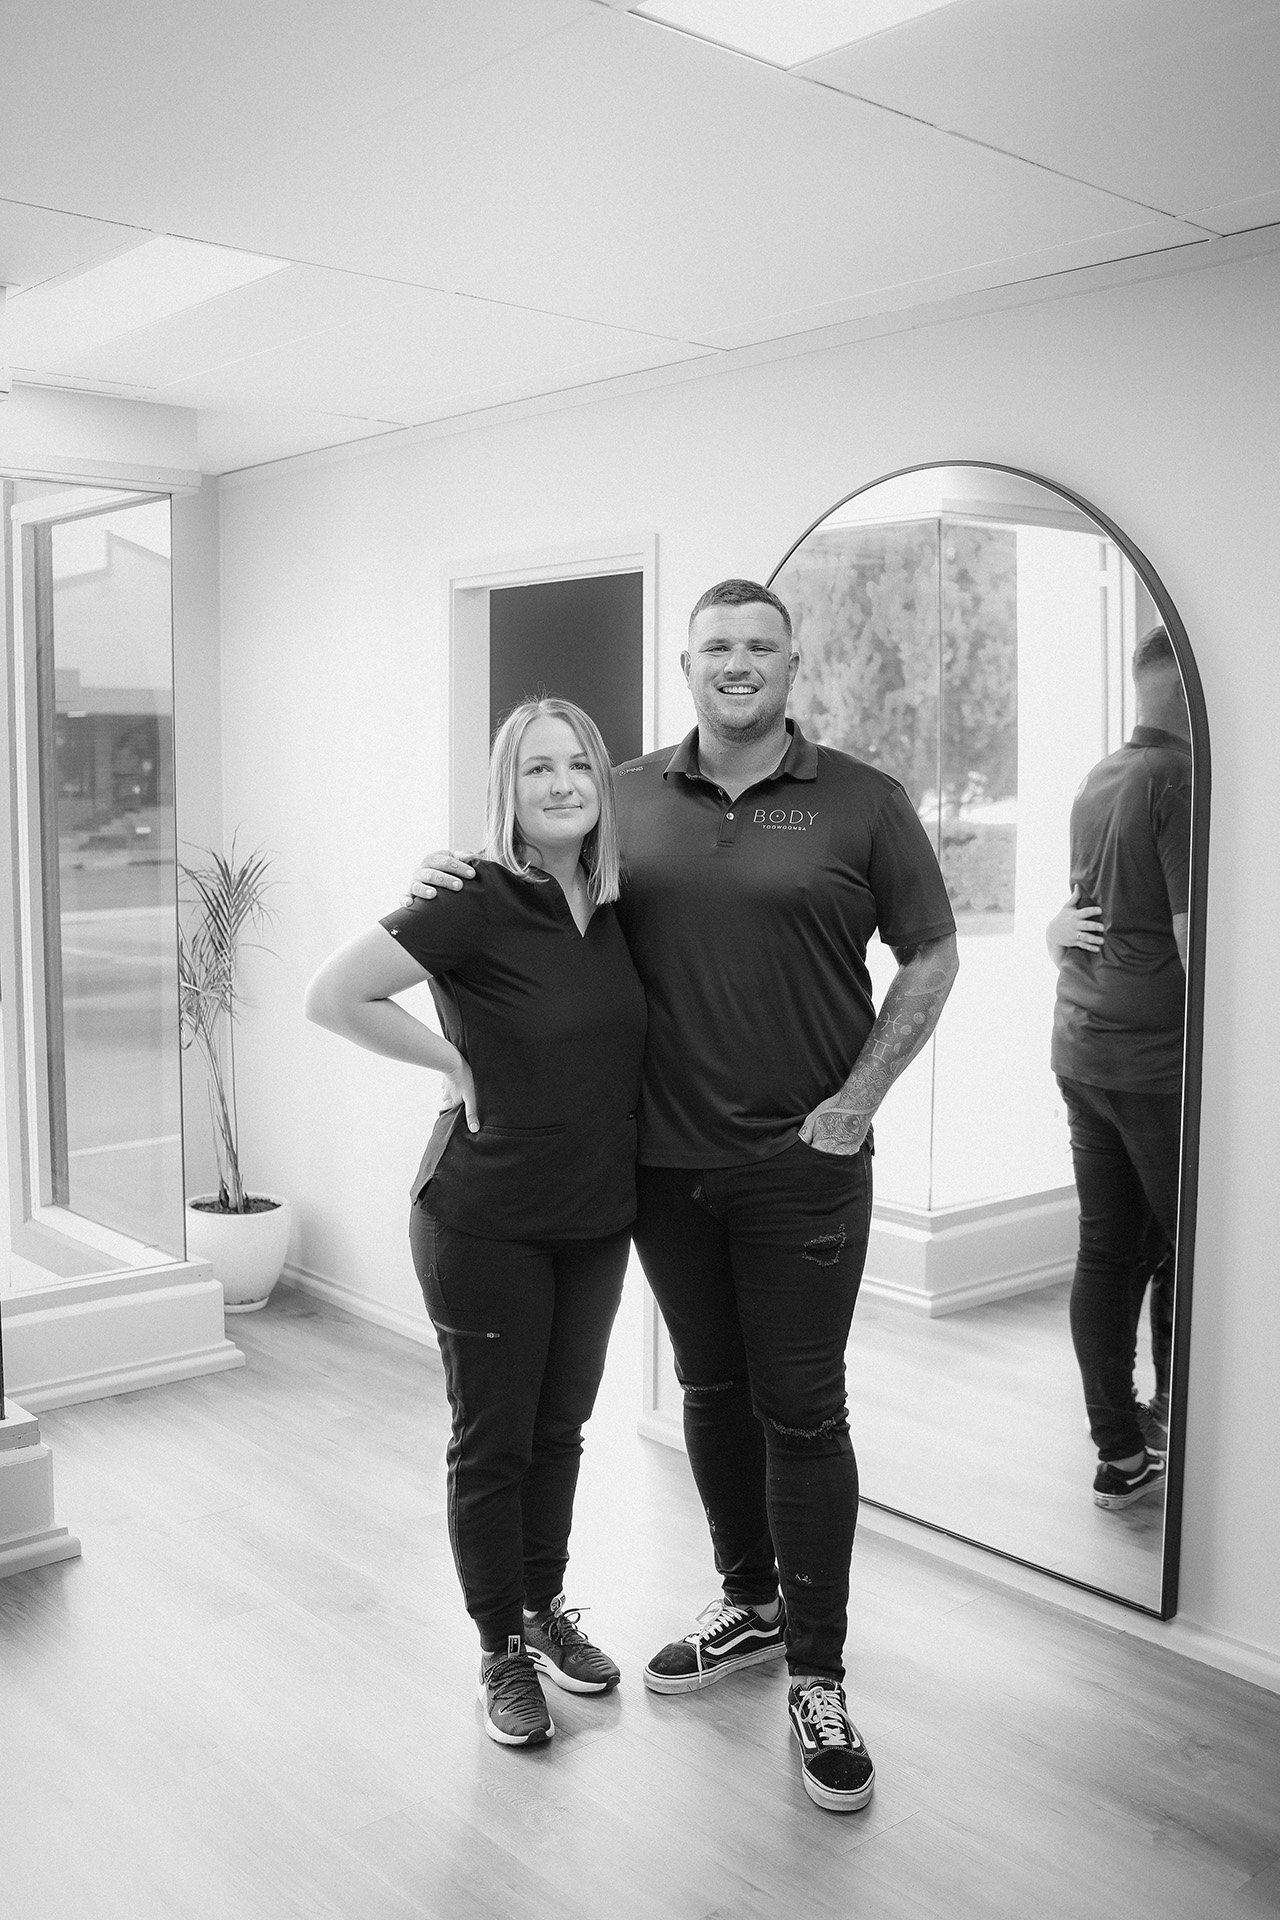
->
xmin=850 ymin=1279 xmax=1166 ymax=1607
xmin=3 ymin=1279 xmax=1278 ymax=1920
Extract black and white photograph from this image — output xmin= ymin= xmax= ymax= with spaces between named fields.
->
xmin=1 ymin=3 xmax=1278 ymax=1916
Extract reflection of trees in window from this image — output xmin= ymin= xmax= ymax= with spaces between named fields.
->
xmin=779 ymin=519 xmax=1017 ymax=922
xmin=783 ymin=522 xmax=940 ymax=810
xmin=940 ymin=525 xmax=1016 ymax=815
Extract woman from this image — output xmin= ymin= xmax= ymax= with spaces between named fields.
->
xmin=305 ymin=698 xmax=646 ymax=1748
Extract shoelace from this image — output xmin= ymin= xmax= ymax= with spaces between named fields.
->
xmin=542 ymin=1605 xmax=591 ymax=1650
xmin=484 ymin=1652 xmax=546 ymax=1727
xmin=795 ymin=1682 xmax=855 ymax=1749
xmin=684 ymin=1599 xmax=756 ymax=1647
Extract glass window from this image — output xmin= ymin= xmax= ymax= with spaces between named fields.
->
xmin=6 ymin=485 xmax=184 ymax=1269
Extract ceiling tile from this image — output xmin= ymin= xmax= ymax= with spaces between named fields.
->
xmin=197 ymin=407 xmax=398 ymax=475
xmin=1187 ymin=187 xmax=1280 ymax=238
xmin=0 ymin=200 xmax=150 ymax=293
xmin=176 ymin=9 xmax=1202 ymax=343
xmin=695 ymin=220 xmax=1207 ymax=350
xmin=28 ymin=267 xmax=426 ymax=388
xmin=158 ymin=283 xmax=711 ymax=422
xmin=0 ymin=0 xmax=593 ymax=238
xmin=799 ymin=0 xmax=1280 ymax=219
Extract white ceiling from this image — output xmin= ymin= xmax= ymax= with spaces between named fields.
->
xmin=1 ymin=0 xmax=1276 ymax=475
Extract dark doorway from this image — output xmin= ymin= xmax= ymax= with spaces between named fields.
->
xmin=488 ymin=572 xmax=643 ymax=764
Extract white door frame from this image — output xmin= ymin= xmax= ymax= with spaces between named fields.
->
xmin=445 ymin=533 xmax=657 ymax=851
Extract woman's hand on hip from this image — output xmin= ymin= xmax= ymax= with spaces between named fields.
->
xmin=442 ymin=1053 xmax=479 ymax=1132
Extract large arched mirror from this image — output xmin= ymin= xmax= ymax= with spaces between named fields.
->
xmin=768 ymin=464 xmax=1208 ymax=1618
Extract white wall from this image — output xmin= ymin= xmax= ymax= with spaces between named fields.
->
xmin=216 ymin=247 xmax=1280 ymax=1673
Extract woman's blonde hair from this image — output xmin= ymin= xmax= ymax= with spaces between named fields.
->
xmin=484 ymin=697 xmax=622 ymax=905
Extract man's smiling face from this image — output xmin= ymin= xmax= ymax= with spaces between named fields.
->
xmin=682 ymin=601 xmax=799 ymax=747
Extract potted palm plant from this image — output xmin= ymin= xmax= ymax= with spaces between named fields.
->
xmin=178 ymin=840 xmax=290 ymax=1312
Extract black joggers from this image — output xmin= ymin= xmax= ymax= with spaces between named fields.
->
xmin=410 ymin=1203 xmax=629 ymax=1650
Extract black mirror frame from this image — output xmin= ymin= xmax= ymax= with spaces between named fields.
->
xmin=769 ymin=461 xmax=1209 ymax=1622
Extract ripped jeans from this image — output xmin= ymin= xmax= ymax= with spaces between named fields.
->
xmin=634 ymin=1141 xmax=872 ymax=1682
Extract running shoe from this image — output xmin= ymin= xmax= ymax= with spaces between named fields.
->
xmin=643 ymin=1597 xmax=786 ymax=1694
xmin=788 ymin=1678 xmax=876 ymax=1812
xmin=1093 ymin=1448 xmax=1167 ymax=1510
xmin=525 ymin=1593 xmax=620 ymax=1694
xmin=477 ymin=1638 xmax=554 ymax=1745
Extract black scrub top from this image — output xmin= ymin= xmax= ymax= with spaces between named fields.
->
xmin=380 ymin=860 xmax=647 ymax=1241
xmin=1051 ymin=726 xmax=1191 ymax=1093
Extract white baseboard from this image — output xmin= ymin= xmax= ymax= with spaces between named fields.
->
xmin=863 ymin=1188 xmax=1078 ymax=1316
xmin=280 ymin=1262 xmax=439 ymax=1351
xmin=0 ymin=1403 xmax=81 ymax=1579
xmin=637 ymin=1408 xmax=683 ymax=1451
xmin=860 ymin=1259 xmax=1072 ymax=1315
xmin=3 ymin=1263 xmax=244 ymax=1411
xmin=0 ymin=1528 xmax=81 ymax=1577
xmin=856 ymin=1504 xmax=1280 ymax=1697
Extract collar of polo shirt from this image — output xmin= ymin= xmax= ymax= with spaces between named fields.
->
xmin=662 ymin=718 xmax=819 ymax=786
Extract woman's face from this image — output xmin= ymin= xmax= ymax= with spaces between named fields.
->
xmin=513 ymin=714 xmax=600 ymax=862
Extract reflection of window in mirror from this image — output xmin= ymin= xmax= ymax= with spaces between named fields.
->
xmin=777 ymin=486 xmax=1167 ymax=1220
xmin=765 ymin=463 xmax=1206 ymax=1620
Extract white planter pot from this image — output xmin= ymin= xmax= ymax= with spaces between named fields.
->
xmin=185 ymin=1194 xmax=292 ymax=1314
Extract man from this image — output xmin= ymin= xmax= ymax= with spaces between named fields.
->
xmin=1046 ymin=623 xmax=1190 ymax=1511
xmin=412 ymin=580 xmax=957 ymax=1812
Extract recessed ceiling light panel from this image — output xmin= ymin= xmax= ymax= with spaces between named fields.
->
xmin=0 ymin=237 xmax=290 ymax=371
xmin=631 ymin=0 xmax=958 ymax=68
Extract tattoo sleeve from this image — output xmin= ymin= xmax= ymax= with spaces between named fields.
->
xmin=808 ymin=935 xmax=959 ymax=1154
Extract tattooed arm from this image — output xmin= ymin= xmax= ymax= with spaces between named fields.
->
xmin=799 ymin=934 xmax=960 ymax=1156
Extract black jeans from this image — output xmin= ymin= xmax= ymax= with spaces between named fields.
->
xmin=1057 ymin=1075 xmax=1181 ymax=1461
xmin=410 ymin=1205 xmax=629 ymax=1649
xmin=633 ymin=1141 xmax=873 ymax=1683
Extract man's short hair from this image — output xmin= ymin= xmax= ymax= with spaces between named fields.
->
xmin=1132 ymin=624 xmax=1176 ymax=678
xmin=689 ymin=578 xmax=792 ymax=640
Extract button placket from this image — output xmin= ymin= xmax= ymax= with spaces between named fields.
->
xmin=716 ymin=804 xmax=739 ymax=847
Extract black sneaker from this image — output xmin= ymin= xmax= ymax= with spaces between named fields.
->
xmin=524 ymin=1593 xmax=620 ymax=1694
xmin=1138 ymin=1400 xmax=1169 ymax=1453
xmin=788 ymin=1679 xmax=875 ymax=1813
xmin=1093 ymin=1448 xmax=1167 ymax=1510
xmin=477 ymin=1637 xmax=554 ymax=1745
xmin=643 ymin=1598 xmax=786 ymax=1694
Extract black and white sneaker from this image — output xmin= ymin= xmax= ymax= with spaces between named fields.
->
xmin=1093 ymin=1448 xmax=1167 ymax=1510
xmin=525 ymin=1593 xmax=620 ymax=1694
xmin=477 ymin=1637 xmax=554 ymax=1745
xmin=643 ymin=1598 xmax=786 ymax=1694
xmin=788 ymin=1679 xmax=875 ymax=1813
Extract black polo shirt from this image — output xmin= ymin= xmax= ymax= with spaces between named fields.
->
xmin=380 ymin=861 xmax=647 ymax=1239
xmin=613 ymin=721 xmax=955 ymax=1167
xmin=1051 ymin=726 xmax=1191 ymax=1093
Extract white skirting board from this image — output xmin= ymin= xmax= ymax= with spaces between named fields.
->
xmin=280 ymin=1262 xmax=439 ymax=1350
xmin=860 ymin=1187 xmax=1079 ymax=1315
xmin=0 ymin=1403 xmax=80 ymax=1578
xmin=2 ymin=1260 xmax=244 ymax=1411
xmin=857 ymin=1504 xmax=1280 ymax=1699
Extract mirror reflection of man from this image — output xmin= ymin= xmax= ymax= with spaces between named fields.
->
xmin=1046 ymin=624 xmax=1191 ymax=1511
xmin=410 ymin=579 xmax=959 ymax=1813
